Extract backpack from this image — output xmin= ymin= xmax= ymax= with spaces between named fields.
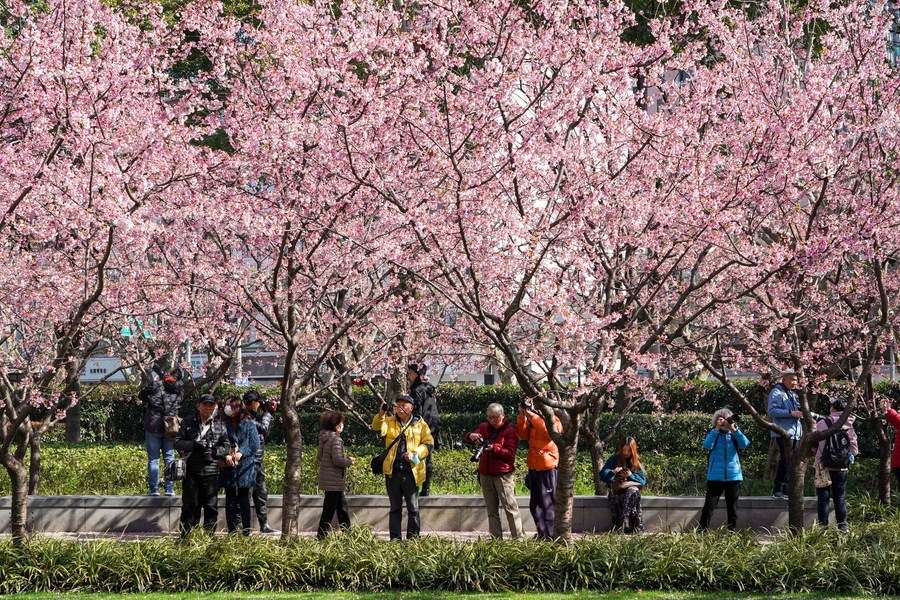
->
xmin=820 ymin=417 xmax=851 ymax=469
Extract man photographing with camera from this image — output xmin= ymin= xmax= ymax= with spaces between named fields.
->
xmin=372 ymin=395 xmax=434 ymax=541
xmin=465 ymin=403 xmax=524 ymax=540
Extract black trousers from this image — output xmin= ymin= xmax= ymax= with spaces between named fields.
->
xmin=179 ymin=471 xmax=219 ymax=535
xmin=386 ymin=470 xmax=420 ymax=540
xmin=421 ymin=453 xmax=433 ymax=494
xmin=317 ymin=491 xmax=351 ymax=538
xmin=773 ymin=438 xmax=799 ymax=495
xmin=252 ymin=460 xmax=269 ymax=527
xmin=699 ymin=480 xmax=741 ymax=530
xmin=225 ymin=487 xmax=253 ymax=535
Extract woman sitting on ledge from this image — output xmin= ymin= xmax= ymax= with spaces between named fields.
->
xmin=600 ymin=436 xmax=646 ymax=533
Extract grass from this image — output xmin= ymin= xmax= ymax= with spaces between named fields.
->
xmin=7 ymin=594 xmax=898 ymax=599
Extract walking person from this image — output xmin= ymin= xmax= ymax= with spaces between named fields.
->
xmin=317 ymin=411 xmax=356 ymax=538
xmin=243 ymin=390 xmax=279 ymax=533
xmin=768 ymin=369 xmax=802 ymax=498
xmin=408 ymin=363 xmax=441 ymax=496
xmin=699 ymin=408 xmax=750 ymax=530
xmin=174 ymin=394 xmax=230 ymax=535
xmin=815 ymin=398 xmax=858 ymax=531
xmin=372 ymin=395 xmax=434 ymax=541
xmin=465 ymin=403 xmax=524 ymax=540
xmin=220 ymin=396 xmax=260 ymax=536
xmin=600 ymin=436 xmax=646 ymax=533
xmin=517 ymin=399 xmax=562 ymax=539
xmin=140 ymin=363 xmax=186 ymax=496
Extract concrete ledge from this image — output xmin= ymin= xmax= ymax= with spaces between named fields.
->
xmin=0 ymin=494 xmax=818 ymax=535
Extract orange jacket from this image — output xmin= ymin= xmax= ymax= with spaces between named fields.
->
xmin=517 ymin=412 xmax=562 ymax=471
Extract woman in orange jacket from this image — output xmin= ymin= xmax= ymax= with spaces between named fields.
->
xmin=517 ymin=400 xmax=563 ymax=539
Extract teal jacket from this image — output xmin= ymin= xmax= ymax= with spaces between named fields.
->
xmin=599 ymin=454 xmax=646 ymax=486
xmin=704 ymin=428 xmax=750 ymax=481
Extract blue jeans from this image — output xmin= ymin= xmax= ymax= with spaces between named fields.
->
xmin=817 ymin=469 xmax=848 ymax=529
xmin=146 ymin=431 xmax=175 ymax=494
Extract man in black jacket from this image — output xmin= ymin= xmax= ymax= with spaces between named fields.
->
xmin=408 ymin=363 xmax=441 ymax=496
xmin=244 ymin=390 xmax=279 ymax=533
xmin=141 ymin=364 xmax=185 ymax=496
xmin=174 ymin=394 xmax=231 ymax=535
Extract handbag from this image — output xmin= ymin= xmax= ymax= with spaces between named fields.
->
xmin=371 ymin=420 xmax=412 ymax=475
xmin=164 ymin=453 xmax=189 ymax=481
xmin=814 ymin=462 xmax=832 ymax=489
xmin=164 ymin=415 xmax=183 ymax=440
xmin=611 ymin=479 xmax=643 ymax=493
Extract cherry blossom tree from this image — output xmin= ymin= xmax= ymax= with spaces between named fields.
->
xmin=670 ymin=0 xmax=900 ymax=528
xmin=0 ymin=0 xmax=202 ymax=541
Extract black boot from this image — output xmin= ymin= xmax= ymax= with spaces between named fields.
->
xmin=260 ymin=521 xmax=280 ymax=534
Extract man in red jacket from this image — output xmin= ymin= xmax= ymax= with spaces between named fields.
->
xmin=465 ymin=403 xmax=524 ymax=539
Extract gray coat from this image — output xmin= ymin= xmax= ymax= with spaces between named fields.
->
xmin=317 ymin=430 xmax=352 ymax=492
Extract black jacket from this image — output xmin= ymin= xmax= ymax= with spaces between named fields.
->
xmin=141 ymin=369 xmax=186 ymax=434
xmin=249 ymin=410 xmax=274 ymax=463
xmin=411 ymin=379 xmax=441 ymax=432
xmin=174 ymin=413 xmax=231 ymax=476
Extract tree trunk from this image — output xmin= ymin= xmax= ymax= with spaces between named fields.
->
xmin=2 ymin=456 xmax=29 ymax=544
xmin=279 ymin=350 xmax=304 ymax=539
xmin=875 ymin=419 xmax=892 ymax=505
xmin=787 ymin=443 xmax=808 ymax=531
xmin=552 ymin=413 xmax=581 ymax=543
xmin=383 ymin=366 xmax=405 ymax=402
xmin=28 ymin=432 xmax=41 ymax=495
xmin=64 ymin=401 xmax=82 ymax=442
xmin=581 ymin=421 xmax=605 ymax=495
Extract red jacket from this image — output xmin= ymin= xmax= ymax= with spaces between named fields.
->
xmin=466 ymin=419 xmax=518 ymax=476
xmin=885 ymin=409 xmax=900 ymax=467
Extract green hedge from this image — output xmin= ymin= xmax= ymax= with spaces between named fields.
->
xmin=3 ymin=443 xmax=890 ymax=499
xmin=2 ymin=523 xmax=900 ymax=593
xmin=59 ymin=380 xmax=900 ymax=453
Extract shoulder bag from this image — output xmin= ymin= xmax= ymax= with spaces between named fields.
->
xmin=371 ymin=420 xmax=412 ymax=475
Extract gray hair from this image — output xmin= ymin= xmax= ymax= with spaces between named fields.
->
xmin=711 ymin=408 xmax=733 ymax=428
xmin=487 ymin=403 xmax=504 ymax=417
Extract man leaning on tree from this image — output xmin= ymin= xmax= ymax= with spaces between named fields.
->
xmin=768 ymin=369 xmax=803 ymax=499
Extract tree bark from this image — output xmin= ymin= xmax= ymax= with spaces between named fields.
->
xmin=28 ymin=432 xmax=41 ymax=495
xmin=787 ymin=441 xmax=808 ymax=531
xmin=279 ymin=349 xmax=304 ymax=539
xmin=64 ymin=401 xmax=82 ymax=442
xmin=875 ymin=419 xmax=892 ymax=505
xmin=552 ymin=413 xmax=580 ymax=543
xmin=2 ymin=455 xmax=29 ymax=544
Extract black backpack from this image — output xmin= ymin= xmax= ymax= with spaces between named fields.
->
xmin=821 ymin=417 xmax=852 ymax=469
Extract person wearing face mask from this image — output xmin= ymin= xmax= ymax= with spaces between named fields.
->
xmin=372 ymin=395 xmax=434 ymax=541
xmin=219 ymin=396 xmax=260 ymax=536
xmin=174 ymin=394 xmax=231 ymax=535
xmin=316 ymin=411 xmax=356 ymax=538
xmin=699 ymin=408 xmax=750 ymax=530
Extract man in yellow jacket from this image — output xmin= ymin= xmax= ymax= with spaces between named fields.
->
xmin=372 ymin=395 xmax=434 ymax=541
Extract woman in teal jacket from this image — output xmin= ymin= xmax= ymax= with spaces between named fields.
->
xmin=600 ymin=437 xmax=647 ymax=533
xmin=699 ymin=408 xmax=750 ymax=530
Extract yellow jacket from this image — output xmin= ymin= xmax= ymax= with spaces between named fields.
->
xmin=372 ymin=413 xmax=434 ymax=485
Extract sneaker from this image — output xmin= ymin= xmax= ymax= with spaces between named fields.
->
xmin=260 ymin=524 xmax=280 ymax=534
xmin=164 ymin=491 xmax=176 ymax=497
xmin=772 ymin=491 xmax=785 ymax=499
xmin=147 ymin=491 xmax=160 ymax=496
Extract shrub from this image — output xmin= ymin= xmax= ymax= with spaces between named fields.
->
xmin=2 ymin=443 xmax=890 ymax=499
xmin=2 ymin=524 xmax=900 ymax=593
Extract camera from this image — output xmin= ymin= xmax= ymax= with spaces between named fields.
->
xmin=471 ymin=442 xmax=487 ymax=463
xmin=519 ymin=399 xmax=533 ymax=411
xmin=381 ymin=401 xmax=395 ymax=412
xmin=726 ymin=415 xmax=739 ymax=425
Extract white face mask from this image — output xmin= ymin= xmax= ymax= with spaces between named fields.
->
xmin=336 ymin=423 xmax=344 ymax=433
xmin=223 ymin=404 xmax=234 ymax=417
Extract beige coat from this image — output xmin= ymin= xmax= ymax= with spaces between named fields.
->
xmin=317 ymin=430 xmax=353 ymax=492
